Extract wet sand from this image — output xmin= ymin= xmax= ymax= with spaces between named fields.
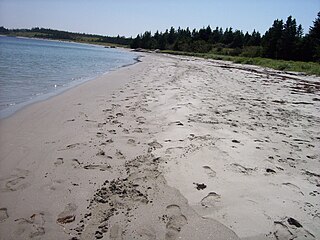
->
xmin=0 ymin=53 xmax=319 ymax=240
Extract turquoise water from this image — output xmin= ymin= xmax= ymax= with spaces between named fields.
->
xmin=0 ymin=36 xmax=137 ymax=118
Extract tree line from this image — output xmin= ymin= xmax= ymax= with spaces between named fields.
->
xmin=0 ymin=27 xmax=132 ymax=46
xmin=130 ymin=12 xmax=320 ymax=62
xmin=1 ymin=12 xmax=319 ymax=62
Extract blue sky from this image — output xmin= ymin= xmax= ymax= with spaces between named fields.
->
xmin=0 ymin=0 xmax=319 ymax=37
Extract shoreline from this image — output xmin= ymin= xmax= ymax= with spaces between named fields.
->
xmin=0 ymin=53 xmax=319 ymax=239
xmin=0 ymin=36 xmax=140 ymax=119
xmin=0 ymin=34 xmax=128 ymax=50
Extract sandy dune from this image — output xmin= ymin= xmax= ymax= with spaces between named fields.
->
xmin=0 ymin=53 xmax=319 ymax=240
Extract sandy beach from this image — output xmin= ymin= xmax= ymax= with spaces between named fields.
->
xmin=0 ymin=53 xmax=319 ymax=240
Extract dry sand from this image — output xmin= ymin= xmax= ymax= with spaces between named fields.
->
xmin=0 ymin=53 xmax=319 ymax=240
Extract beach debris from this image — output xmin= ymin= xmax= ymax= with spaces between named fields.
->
xmin=232 ymin=139 xmax=240 ymax=143
xmin=194 ymin=183 xmax=207 ymax=190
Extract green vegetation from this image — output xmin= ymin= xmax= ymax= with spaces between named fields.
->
xmin=161 ymin=50 xmax=320 ymax=76
xmin=1 ymin=12 xmax=319 ymax=75
xmin=0 ymin=27 xmax=132 ymax=47
xmin=131 ymin=12 xmax=320 ymax=74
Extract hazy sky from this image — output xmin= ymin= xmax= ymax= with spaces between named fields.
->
xmin=0 ymin=0 xmax=319 ymax=37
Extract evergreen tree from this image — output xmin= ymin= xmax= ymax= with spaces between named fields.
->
xmin=212 ymin=27 xmax=223 ymax=43
xmin=230 ymin=30 xmax=244 ymax=48
xmin=168 ymin=27 xmax=176 ymax=45
xmin=243 ymin=32 xmax=251 ymax=46
xmin=223 ymin=27 xmax=234 ymax=45
xmin=262 ymin=19 xmax=283 ymax=58
xmin=247 ymin=30 xmax=261 ymax=46
xmin=279 ymin=16 xmax=298 ymax=59
xmin=308 ymin=11 xmax=320 ymax=61
xmin=158 ymin=33 xmax=168 ymax=50
xmin=128 ymin=12 xmax=318 ymax=62
xmin=130 ymin=34 xmax=141 ymax=49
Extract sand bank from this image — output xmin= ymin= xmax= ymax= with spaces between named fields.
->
xmin=0 ymin=53 xmax=319 ymax=240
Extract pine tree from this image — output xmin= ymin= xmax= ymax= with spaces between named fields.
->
xmin=168 ymin=27 xmax=176 ymax=45
xmin=262 ymin=19 xmax=283 ymax=58
xmin=279 ymin=16 xmax=298 ymax=59
xmin=309 ymin=11 xmax=320 ymax=61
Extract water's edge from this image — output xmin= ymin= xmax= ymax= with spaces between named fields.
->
xmin=0 ymin=54 xmax=141 ymax=120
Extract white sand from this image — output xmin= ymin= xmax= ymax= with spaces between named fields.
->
xmin=0 ymin=53 xmax=319 ymax=240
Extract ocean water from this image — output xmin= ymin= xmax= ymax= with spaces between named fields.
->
xmin=0 ymin=36 xmax=138 ymax=118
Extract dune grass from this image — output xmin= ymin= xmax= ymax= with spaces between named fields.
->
xmin=161 ymin=50 xmax=320 ymax=76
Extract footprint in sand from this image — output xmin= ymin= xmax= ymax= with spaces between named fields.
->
xmin=54 ymin=158 xmax=64 ymax=166
xmin=203 ymin=166 xmax=216 ymax=178
xmin=133 ymin=128 xmax=143 ymax=133
xmin=229 ymin=163 xmax=256 ymax=174
xmin=136 ymin=225 xmax=157 ymax=240
xmin=148 ymin=140 xmax=163 ymax=150
xmin=110 ymin=224 xmax=125 ymax=240
xmin=5 ymin=177 xmax=30 ymax=191
xmin=116 ymin=150 xmax=125 ymax=159
xmin=165 ymin=147 xmax=183 ymax=155
xmin=200 ymin=192 xmax=221 ymax=207
xmin=83 ymin=164 xmax=111 ymax=171
xmin=165 ymin=205 xmax=188 ymax=240
xmin=2 ymin=169 xmax=30 ymax=192
xmin=136 ymin=116 xmax=146 ymax=124
xmin=123 ymin=128 xmax=130 ymax=134
xmin=64 ymin=143 xmax=81 ymax=150
xmin=282 ymin=182 xmax=304 ymax=195
xmin=273 ymin=217 xmax=315 ymax=240
xmin=127 ymin=139 xmax=136 ymax=145
xmin=15 ymin=213 xmax=46 ymax=239
xmin=0 ymin=208 xmax=9 ymax=222
xmin=71 ymin=158 xmax=82 ymax=168
xmin=115 ymin=112 xmax=124 ymax=117
xmin=108 ymin=129 xmax=117 ymax=135
xmin=57 ymin=203 xmax=77 ymax=224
